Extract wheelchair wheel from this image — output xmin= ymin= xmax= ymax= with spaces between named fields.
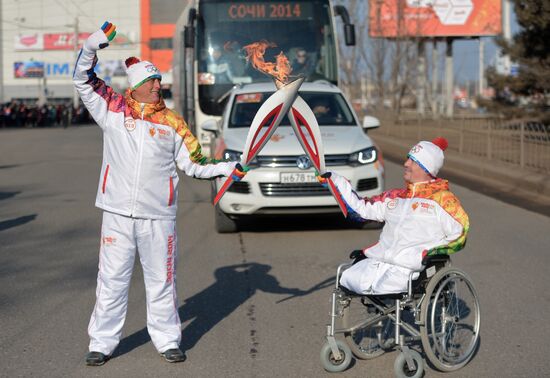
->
xmin=320 ymin=339 xmax=352 ymax=373
xmin=394 ymin=349 xmax=424 ymax=378
xmin=420 ymin=267 xmax=480 ymax=372
xmin=342 ymin=296 xmax=394 ymax=359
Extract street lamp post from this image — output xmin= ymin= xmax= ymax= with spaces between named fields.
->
xmin=72 ymin=17 xmax=80 ymax=110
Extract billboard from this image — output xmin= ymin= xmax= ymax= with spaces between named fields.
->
xmin=369 ymin=0 xmax=502 ymax=37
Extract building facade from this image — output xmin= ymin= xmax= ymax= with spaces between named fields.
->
xmin=1 ymin=0 xmax=184 ymax=104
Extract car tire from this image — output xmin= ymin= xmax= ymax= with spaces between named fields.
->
xmin=215 ymin=204 xmax=238 ymax=233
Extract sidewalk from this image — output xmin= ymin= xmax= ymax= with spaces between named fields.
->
xmin=371 ymin=133 xmax=550 ymax=217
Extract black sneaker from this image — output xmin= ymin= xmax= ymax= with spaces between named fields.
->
xmin=85 ymin=351 xmax=110 ymax=366
xmin=161 ymin=348 xmax=186 ymax=363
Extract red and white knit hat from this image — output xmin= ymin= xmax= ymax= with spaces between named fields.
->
xmin=407 ymin=137 xmax=448 ymax=177
xmin=125 ymin=57 xmax=162 ymax=89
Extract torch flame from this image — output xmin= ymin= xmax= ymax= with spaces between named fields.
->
xmin=243 ymin=40 xmax=291 ymax=84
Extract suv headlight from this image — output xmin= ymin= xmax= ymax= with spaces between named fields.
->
xmin=222 ymin=149 xmax=258 ymax=166
xmin=348 ymin=146 xmax=377 ymax=166
xmin=223 ymin=149 xmax=242 ymax=162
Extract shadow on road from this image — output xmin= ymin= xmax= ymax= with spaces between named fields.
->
xmin=237 ymin=214 xmax=376 ymax=233
xmin=0 ymin=191 xmax=20 ymax=201
xmin=0 ymin=214 xmax=36 ymax=232
xmin=114 ymin=262 xmax=333 ymax=358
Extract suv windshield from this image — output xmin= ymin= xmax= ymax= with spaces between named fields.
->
xmin=229 ymin=92 xmax=355 ymax=128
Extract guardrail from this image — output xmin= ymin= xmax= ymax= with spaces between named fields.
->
xmin=369 ymin=113 xmax=550 ymax=173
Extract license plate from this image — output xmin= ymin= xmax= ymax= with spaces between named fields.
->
xmin=280 ymin=172 xmax=317 ymax=184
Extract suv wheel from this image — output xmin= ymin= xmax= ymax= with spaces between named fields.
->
xmin=215 ymin=204 xmax=238 ymax=233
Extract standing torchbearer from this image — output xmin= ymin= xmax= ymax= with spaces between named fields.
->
xmin=73 ymin=22 xmax=247 ymax=366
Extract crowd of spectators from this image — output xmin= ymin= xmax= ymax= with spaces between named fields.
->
xmin=0 ymin=101 xmax=94 ymax=128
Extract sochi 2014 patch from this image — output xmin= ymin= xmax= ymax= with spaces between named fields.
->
xmin=124 ymin=117 xmax=136 ymax=131
xmin=387 ymin=199 xmax=398 ymax=210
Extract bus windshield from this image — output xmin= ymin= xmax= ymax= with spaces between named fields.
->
xmin=229 ymin=92 xmax=356 ymax=128
xmin=197 ymin=0 xmax=337 ymax=116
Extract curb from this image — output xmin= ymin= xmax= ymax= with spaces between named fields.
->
xmin=371 ymin=134 xmax=550 ymax=216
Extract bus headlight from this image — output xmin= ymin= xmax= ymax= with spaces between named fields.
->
xmin=349 ymin=147 xmax=377 ymax=166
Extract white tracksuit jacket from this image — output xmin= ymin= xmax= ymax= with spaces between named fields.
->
xmin=74 ymin=46 xmax=235 ymax=220
xmin=331 ymin=173 xmax=469 ymax=294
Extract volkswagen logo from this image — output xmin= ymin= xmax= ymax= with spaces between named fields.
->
xmin=296 ymin=155 xmax=311 ymax=170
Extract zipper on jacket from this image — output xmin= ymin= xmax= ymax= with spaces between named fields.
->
xmin=168 ymin=176 xmax=174 ymax=206
xmin=102 ymin=164 xmax=110 ymax=193
xmin=129 ymin=112 xmax=146 ymax=216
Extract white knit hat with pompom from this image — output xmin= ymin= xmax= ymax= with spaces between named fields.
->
xmin=407 ymin=137 xmax=448 ymax=177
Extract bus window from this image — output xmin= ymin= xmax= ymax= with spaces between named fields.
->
xmin=197 ymin=0 xmax=336 ymax=116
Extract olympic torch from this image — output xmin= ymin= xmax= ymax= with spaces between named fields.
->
xmin=287 ymin=96 xmax=348 ymax=217
xmin=213 ymin=77 xmax=304 ymax=205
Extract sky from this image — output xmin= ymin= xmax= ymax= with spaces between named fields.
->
xmin=452 ymin=8 xmax=519 ymax=84
xmin=337 ymin=0 xmax=520 ymax=86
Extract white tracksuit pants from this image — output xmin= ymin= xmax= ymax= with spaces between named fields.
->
xmin=88 ymin=211 xmax=181 ymax=355
xmin=340 ymin=258 xmax=418 ymax=295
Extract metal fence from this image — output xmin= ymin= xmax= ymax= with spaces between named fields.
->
xmin=369 ymin=113 xmax=550 ymax=173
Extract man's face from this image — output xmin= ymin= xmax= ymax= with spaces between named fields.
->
xmin=131 ymin=78 xmax=161 ymax=104
xmin=312 ymin=105 xmax=329 ymax=116
xmin=403 ymin=158 xmax=432 ymax=183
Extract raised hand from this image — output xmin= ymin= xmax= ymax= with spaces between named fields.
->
xmin=84 ymin=21 xmax=117 ymax=51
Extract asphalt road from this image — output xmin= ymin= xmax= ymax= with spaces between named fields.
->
xmin=1 ymin=126 xmax=549 ymax=377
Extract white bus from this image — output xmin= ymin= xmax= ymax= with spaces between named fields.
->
xmin=173 ymin=0 xmax=355 ymax=156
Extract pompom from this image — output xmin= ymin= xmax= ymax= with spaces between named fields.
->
xmin=125 ymin=57 xmax=141 ymax=68
xmin=432 ymin=137 xmax=448 ymax=151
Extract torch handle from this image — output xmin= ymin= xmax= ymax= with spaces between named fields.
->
xmin=327 ymin=177 xmax=348 ymax=217
xmin=213 ymin=170 xmax=236 ymax=206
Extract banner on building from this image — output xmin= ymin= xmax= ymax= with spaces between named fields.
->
xmin=369 ymin=0 xmax=502 ymax=38
xmin=14 ymin=34 xmax=44 ymax=51
xmin=15 ymin=32 xmax=134 ymax=51
xmin=14 ymin=62 xmax=45 ymax=78
xmin=14 ymin=60 xmax=127 ymax=78
xmin=43 ymin=32 xmax=92 ymax=50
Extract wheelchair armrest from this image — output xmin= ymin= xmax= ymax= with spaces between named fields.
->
xmin=422 ymin=254 xmax=450 ymax=267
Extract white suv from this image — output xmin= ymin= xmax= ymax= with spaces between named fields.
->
xmin=204 ymin=81 xmax=385 ymax=232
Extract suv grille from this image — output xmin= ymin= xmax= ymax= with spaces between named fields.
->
xmin=227 ymin=181 xmax=251 ymax=194
xmin=357 ymin=178 xmax=378 ymax=191
xmin=260 ymin=183 xmax=331 ymax=197
xmin=256 ymin=154 xmax=349 ymax=168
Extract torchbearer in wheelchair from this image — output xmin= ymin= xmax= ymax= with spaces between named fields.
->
xmin=318 ymin=137 xmax=469 ymax=295
xmin=317 ymin=138 xmax=480 ymax=376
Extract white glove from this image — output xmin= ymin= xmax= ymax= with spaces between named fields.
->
xmin=83 ymin=21 xmax=116 ymax=52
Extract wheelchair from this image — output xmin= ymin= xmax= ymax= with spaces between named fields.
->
xmin=320 ymin=255 xmax=480 ymax=377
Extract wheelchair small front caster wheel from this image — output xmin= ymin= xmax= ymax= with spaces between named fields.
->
xmin=394 ymin=349 xmax=424 ymax=378
xmin=320 ymin=339 xmax=352 ymax=373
